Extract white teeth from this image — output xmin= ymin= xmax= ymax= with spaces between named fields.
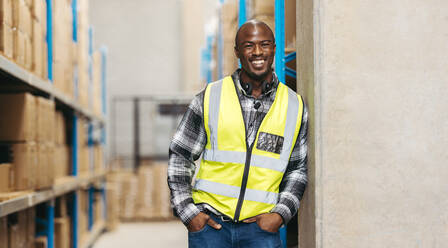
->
xmin=252 ymin=60 xmax=264 ymax=65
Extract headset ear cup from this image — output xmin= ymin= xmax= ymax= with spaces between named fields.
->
xmin=262 ymin=81 xmax=272 ymax=94
xmin=242 ymin=82 xmax=252 ymax=95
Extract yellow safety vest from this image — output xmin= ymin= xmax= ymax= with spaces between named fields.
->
xmin=192 ymin=76 xmax=303 ymax=221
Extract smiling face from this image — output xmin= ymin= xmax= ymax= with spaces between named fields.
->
xmin=234 ymin=21 xmax=276 ymax=82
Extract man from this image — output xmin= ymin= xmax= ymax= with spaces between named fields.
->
xmin=168 ymin=20 xmax=308 ymax=248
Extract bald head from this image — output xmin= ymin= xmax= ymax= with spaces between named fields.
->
xmin=234 ymin=20 xmax=275 ymax=48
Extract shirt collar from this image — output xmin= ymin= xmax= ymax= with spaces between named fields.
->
xmin=231 ymin=69 xmax=279 ymax=100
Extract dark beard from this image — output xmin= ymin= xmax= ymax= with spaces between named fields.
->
xmin=243 ymin=68 xmax=271 ymax=81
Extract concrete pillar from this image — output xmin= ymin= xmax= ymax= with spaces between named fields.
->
xmin=297 ymin=0 xmax=448 ymax=247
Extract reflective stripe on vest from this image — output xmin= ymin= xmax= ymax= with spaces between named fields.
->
xmin=192 ymin=76 xmax=303 ymax=221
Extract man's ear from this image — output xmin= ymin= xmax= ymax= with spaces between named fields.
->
xmin=234 ymin=46 xmax=240 ymax=59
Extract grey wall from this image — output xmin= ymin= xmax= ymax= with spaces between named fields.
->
xmin=89 ymin=0 xmax=183 ymax=160
xmin=297 ymin=0 xmax=448 ymax=247
xmin=90 ymin=0 xmax=182 ymax=96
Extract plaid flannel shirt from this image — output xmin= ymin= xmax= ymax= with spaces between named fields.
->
xmin=168 ymin=70 xmax=308 ymax=226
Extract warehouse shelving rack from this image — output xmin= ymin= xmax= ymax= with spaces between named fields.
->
xmin=0 ymin=1 xmax=108 ymax=248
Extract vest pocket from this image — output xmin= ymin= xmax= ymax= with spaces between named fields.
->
xmin=256 ymin=132 xmax=284 ymax=154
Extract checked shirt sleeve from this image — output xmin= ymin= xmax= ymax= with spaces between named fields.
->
xmin=271 ymin=104 xmax=309 ymax=224
xmin=167 ymin=91 xmax=206 ymax=226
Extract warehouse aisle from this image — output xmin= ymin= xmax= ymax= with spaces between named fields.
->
xmin=94 ymin=221 xmax=188 ymax=248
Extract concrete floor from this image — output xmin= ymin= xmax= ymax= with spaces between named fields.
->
xmin=93 ymin=221 xmax=188 ymax=248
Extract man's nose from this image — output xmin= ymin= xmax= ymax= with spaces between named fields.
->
xmin=253 ymin=44 xmax=263 ymax=55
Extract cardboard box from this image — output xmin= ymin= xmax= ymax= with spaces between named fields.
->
xmin=9 ymin=210 xmax=27 ymax=248
xmin=24 ymin=33 xmax=31 ymax=69
xmin=0 ymin=0 xmax=12 ymax=25
xmin=0 ymin=21 xmax=13 ymax=58
xmin=285 ymin=0 xmax=296 ymax=49
xmin=32 ymin=19 xmax=43 ymax=76
xmin=42 ymin=39 xmax=47 ymax=79
xmin=36 ymin=142 xmax=54 ymax=189
xmin=27 ymin=208 xmax=35 ymax=248
xmin=24 ymin=0 xmax=31 ymax=9
xmin=106 ymin=184 xmax=119 ymax=231
xmin=55 ymin=111 xmax=66 ymax=145
xmin=94 ymin=194 xmax=103 ymax=223
xmin=0 ymin=217 xmax=7 ymax=248
xmin=92 ymin=51 xmax=102 ymax=115
xmin=36 ymin=97 xmax=55 ymax=143
xmin=31 ymin=0 xmax=46 ymax=23
xmin=94 ymin=145 xmax=103 ymax=173
xmin=136 ymin=166 xmax=156 ymax=219
xmin=153 ymin=163 xmax=171 ymax=219
xmin=221 ymin=0 xmax=237 ymax=22
xmin=0 ymin=163 xmax=10 ymax=192
xmin=13 ymin=0 xmax=31 ymax=34
xmin=54 ymin=145 xmax=70 ymax=179
xmin=77 ymin=190 xmax=88 ymax=243
xmin=56 ymin=195 xmax=68 ymax=217
xmin=13 ymin=28 xmax=25 ymax=66
xmin=250 ymin=0 xmax=275 ymax=16
xmin=55 ymin=217 xmax=69 ymax=248
xmin=35 ymin=236 xmax=47 ymax=248
xmin=135 ymin=163 xmax=172 ymax=220
xmin=0 ymin=93 xmax=36 ymax=142
xmin=117 ymin=172 xmax=138 ymax=220
xmin=10 ymin=142 xmax=37 ymax=191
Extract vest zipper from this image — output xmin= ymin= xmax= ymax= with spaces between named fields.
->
xmin=232 ymin=77 xmax=269 ymax=222
xmin=233 ymin=142 xmax=255 ymax=222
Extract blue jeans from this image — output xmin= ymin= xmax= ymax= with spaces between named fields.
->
xmin=188 ymin=213 xmax=282 ymax=248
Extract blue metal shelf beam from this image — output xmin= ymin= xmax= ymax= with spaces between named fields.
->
xmin=275 ymin=0 xmax=286 ymax=84
xmin=46 ymin=0 xmax=53 ymax=82
xmin=285 ymin=51 xmax=296 ymax=63
xmin=239 ymin=0 xmax=247 ymax=27
xmin=285 ymin=67 xmax=297 ymax=78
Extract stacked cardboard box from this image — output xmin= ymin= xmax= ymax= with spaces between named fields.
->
xmin=120 ymin=173 xmax=138 ymax=220
xmin=54 ymin=110 xmax=71 ymax=179
xmin=93 ymin=145 xmax=104 ymax=173
xmin=221 ymin=0 xmax=238 ymax=76
xmin=35 ymin=97 xmax=55 ymax=189
xmin=55 ymin=217 xmax=70 ymax=248
xmin=0 ymin=163 xmax=11 ymax=192
xmin=32 ymin=0 xmax=47 ymax=79
xmin=53 ymin=0 xmax=74 ymax=98
xmin=76 ymin=0 xmax=90 ymax=109
xmin=12 ymin=0 xmax=32 ymax=69
xmin=94 ymin=193 xmax=103 ymax=224
xmin=7 ymin=208 xmax=35 ymax=248
xmin=26 ymin=207 xmax=35 ymax=248
xmin=0 ymin=93 xmax=37 ymax=191
xmin=92 ymin=50 xmax=102 ymax=116
xmin=0 ymin=216 xmax=7 ymax=247
xmin=77 ymin=118 xmax=89 ymax=175
xmin=135 ymin=163 xmax=173 ymax=220
xmin=0 ymin=93 xmax=57 ymax=191
xmin=106 ymin=162 xmax=174 ymax=222
xmin=107 ymin=171 xmax=138 ymax=221
xmin=106 ymin=183 xmax=119 ymax=231
xmin=35 ymin=237 xmax=47 ymax=248
xmin=53 ymin=196 xmax=71 ymax=247
xmin=77 ymin=190 xmax=88 ymax=245
xmin=9 ymin=142 xmax=37 ymax=191
xmin=0 ymin=0 xmax=14 ymax=58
